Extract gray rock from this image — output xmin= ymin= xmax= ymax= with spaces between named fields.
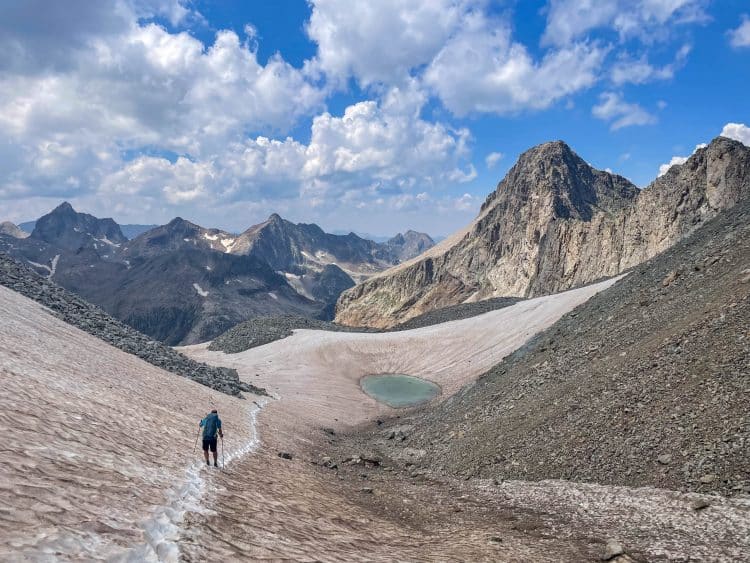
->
xmin=600 ymin=539 xmax=624 ymax=561
xmin=690 ymin=498 xmax=711 ymax=510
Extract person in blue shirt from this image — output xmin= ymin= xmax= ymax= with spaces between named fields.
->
xmin=199 ymin=409 xmax=224 ymax=467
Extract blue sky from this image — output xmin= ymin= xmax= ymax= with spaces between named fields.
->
xmin=0 ymin=1 xmax=748 ymax=237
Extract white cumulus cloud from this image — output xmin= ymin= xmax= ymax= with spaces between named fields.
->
xmin=611 ymin=44 xmax=691 ymax=85
xmin=424 ymin=14 xmax=606 ymax=116
xmin=720 ymin=123 xmax=750 ymax=145
xmin=306 ymin=0 xmax=465 ymax=87
xmin=542 ymin=0 xmax=709 ymax=46
xmin=728 ymin=15 xmax=750 ymax=48
xmin=592 ymin=92 xmax=657 ymax=130
xmin=485 ymin=152 xmax=504 ymax=169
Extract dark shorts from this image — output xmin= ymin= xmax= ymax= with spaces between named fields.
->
xmin=202 ymin=437 xmax=218 ymax=452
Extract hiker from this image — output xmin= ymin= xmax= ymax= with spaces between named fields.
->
xmin=199 ymin=409 xmax=224 ymax=467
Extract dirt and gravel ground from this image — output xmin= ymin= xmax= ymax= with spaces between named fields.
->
xmin=180 ymin=274 xmax=749 ymax=561
xmin=344 ymin=197 xmax=750 ymax=498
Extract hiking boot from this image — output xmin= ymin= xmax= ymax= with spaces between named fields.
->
xmin=206 ymin=460 xmax=210 ymax=466
xmin=214 ymin=461 xmax=218 ymax=467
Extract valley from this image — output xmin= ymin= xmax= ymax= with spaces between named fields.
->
xmin=0 ymin=136 xmax=747 ymax=562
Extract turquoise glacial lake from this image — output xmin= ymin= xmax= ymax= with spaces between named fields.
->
xmin=360 ymin=374 xmax=441 ymax=408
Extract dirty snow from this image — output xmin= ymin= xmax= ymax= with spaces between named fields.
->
xmin=220 ymin=238 xmax=235 ymax=252
xmin=193 ymin=283 xmax=209 ymax=297
xmin=282 ymin=271 xmax=314 ymax=299
xmin=26 ymin=254 xmax=59 ymax=280
xmin=0 ymin=286 xmax=260 ymax=561
xmin=202 ymin=233 xmax=218 ymax=241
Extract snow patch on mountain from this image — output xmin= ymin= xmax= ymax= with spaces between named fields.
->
xmin=193 ymin=283 xmax=209 ymax=297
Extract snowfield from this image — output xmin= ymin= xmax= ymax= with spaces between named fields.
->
xmin=0 ymin=286 xmax=258 ymax=561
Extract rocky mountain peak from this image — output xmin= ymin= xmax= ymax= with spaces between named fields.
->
xmin=0 ymin=221 xmax=30 ymax=239
xmin=481 ymin=139 xmax=638 ymax=222
xmin=336 ymin=135 xmax=750 ymax=328
xmin=382 ymin=230 xmax=435 ymax=262
xmin=31 ymin=202 xmax=126 ymax=251
xmin=164 ymin=217 xmax=201 ymax=234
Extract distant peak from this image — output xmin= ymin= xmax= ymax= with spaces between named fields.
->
xmin=524 ymin=140 xmax=575 ymax=158
xmin=166 ymin=217 xmax=200 ymax=230
xmin=267 ymin=213 xmax=283 ymax=223
xmin=53 ymin=201 xmax=75 ymax=213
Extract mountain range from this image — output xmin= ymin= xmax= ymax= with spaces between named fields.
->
xmin=336 ymin=136 xmax=750 ymax=327
xmin=0 ymin=205 xmax=434 ymax=344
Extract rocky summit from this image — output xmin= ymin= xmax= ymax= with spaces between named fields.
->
xmin=336 ymin=136 xmax=750 ymax=328
xmin=31 ymin=201 xmax=127 ymax=252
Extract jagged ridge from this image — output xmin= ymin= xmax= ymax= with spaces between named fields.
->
xmin=336 ymin=136 xmax=750 ymax=328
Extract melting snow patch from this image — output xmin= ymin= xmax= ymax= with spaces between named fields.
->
xmin=27 ymin=254 xmax=60 ymax=279
xmin=183 ymin=238 xmax=191 ymax=242
xmin=268 ymin=292 xmax=278 ymax=300
xmin=203 ymin=233 xmax=218 ymax=241
xmin=221 ymin=238 xmax=235 ymax=253
xmin=98 ymin=236 xmax=121 ymax=247
xmin=205 ymin=265 xmax=213 ymax=271
xmin=123 ymin=400 xmax=266 ymax=562
xmin=193 ymin=283 xmax=209 ymax=297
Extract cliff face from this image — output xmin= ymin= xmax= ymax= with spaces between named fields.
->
xmin=336 ymin=136 xmax=750 ymax=328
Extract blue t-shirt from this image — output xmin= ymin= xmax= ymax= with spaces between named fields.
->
xmin=200 ymin=413 xmax=222 ymax=439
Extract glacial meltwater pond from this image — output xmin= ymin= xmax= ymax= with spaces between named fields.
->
xmin=360 ymin=374 xmax=441 ymax=408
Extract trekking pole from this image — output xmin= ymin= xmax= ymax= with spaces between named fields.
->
xmin=220 ymin=436 xmax=225 ymax=469
xmin=192 ymin=429 xmax=200 ymax=454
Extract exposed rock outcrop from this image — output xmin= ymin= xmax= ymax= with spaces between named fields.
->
xmin=0 ymin=221 xmax=29 ymax=238
xmin=336 ymin=137 xmax=750 ymax=328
